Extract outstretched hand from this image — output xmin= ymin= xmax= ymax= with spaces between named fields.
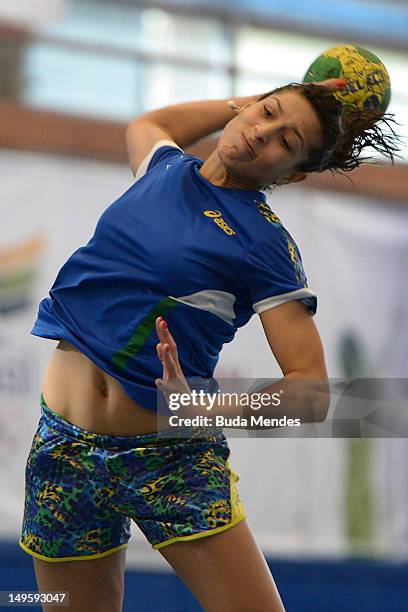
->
xmin=154 ymin=316 xmax=191 ymax=403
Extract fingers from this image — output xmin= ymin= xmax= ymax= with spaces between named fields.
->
xmin=156 ymin=341 xmax=164 ymax=363
xmin=155 ymin=343 xmax=179 ymax=391
xmin=154 ymin=317 xmax=188 ymax=390
xmin=153 ymin=322 xmax=192 ymax=400
xmin=155 ymin=317 xmax=177 ymax=351
xmin=155 ymin=316 xmax=178 ymax=366
xmin=155 ymin=329 xmax=178 ymax=374
xmin=312 ymin=78 xmax=347 ymax=91
xmin=162 ymin=344 xmax=178 ymax=379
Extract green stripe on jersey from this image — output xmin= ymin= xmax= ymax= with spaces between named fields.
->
xmin=111 ymin=297 xmax=179 ymax=370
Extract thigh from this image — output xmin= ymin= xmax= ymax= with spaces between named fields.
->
xmin=21 ymin=406 xmax=132 ymax=562
xmin=33 ymin=549 xmax=126 ymax=612
xmin=159 ymin=519 xmax=285 ymax=612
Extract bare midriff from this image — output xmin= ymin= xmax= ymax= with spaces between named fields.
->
xmin=42 ymin=340 xmax=166 ymax=436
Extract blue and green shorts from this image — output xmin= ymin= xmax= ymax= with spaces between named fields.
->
xmin=19 ymin=395 xmax=246 ymax=562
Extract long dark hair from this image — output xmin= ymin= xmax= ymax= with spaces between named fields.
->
xmin=258 ymin=83 xmax=402 ymax=174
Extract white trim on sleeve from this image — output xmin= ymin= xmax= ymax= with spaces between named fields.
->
xmin=134 ymin=140 xmax=183 ymax=181
xmin=169 ymin=289 xmax=236 ymax=326
xmin=253 ymin=287 xmax=317 ymax=314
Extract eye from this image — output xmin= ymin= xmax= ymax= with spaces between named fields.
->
xmin=263 ymin=106 xmax=273 ymax=118
xmin=281 ymin=136 xmax=291 ymax=152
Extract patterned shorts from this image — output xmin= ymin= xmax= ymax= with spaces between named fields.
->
xmin=19 ymin=395 xmax=246 ymax=562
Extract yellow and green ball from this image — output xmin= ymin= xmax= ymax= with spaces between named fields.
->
xmin=303 ymin=44 xmax=391 ymax=113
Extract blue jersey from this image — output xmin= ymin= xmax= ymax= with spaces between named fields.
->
xmin=32 ymin=141 xmax=317 ymax=411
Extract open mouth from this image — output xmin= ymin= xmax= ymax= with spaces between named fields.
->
xmin=241 ymin=133 xmax=256 ymax=158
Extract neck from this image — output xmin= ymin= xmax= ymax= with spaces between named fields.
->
xmin=199 ymin=152 xmax=261 ymax=192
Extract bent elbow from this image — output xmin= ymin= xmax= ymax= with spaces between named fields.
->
xmin=310 ymin=378 xmax=331 ymax=423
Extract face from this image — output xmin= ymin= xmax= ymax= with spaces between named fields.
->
xmin=217 ymin=90 xmax=324 ymax=189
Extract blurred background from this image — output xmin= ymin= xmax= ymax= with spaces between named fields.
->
xmin=0 ymin=0 xmax=407 ymax=610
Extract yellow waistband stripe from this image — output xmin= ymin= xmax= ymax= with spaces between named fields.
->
xmin=19 ymin=540 xmax=128 ymax=563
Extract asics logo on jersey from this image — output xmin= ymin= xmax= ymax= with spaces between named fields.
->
xmin=203 ymin=210 xmax=236 ymax=236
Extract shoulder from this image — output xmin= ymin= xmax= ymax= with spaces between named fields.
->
xmin=243 ymin=204 xmax=316 ymax=314
xmin=126 ymin=116 xmax=185 ymax=177
xmin=249 ymin=203 xmax=302 ymax=261
xmin=134 ymin=139 xmax=185 ymax=181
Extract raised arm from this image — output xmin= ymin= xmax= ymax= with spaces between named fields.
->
xmin=126 ymin=94 xmax=258 ymax=176
xmin=126 ymin=78 xmax=346 ymax=175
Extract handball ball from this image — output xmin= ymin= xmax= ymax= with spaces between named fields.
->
xmin=303 ymin=44 xmax=391 ymax=113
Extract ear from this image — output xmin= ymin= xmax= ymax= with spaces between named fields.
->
xmin=275 ymin=172 xmax=306 ymax=186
